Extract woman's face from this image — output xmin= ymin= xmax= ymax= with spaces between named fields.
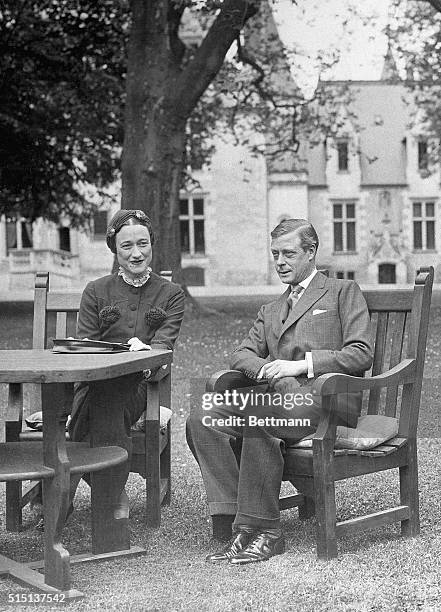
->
xmin=115 ymin=223 xmax=152 ymax=279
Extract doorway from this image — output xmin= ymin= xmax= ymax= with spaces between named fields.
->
xmin=378 ymin=263 xmax=396 ymax=284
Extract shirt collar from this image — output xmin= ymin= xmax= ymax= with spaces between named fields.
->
xmin=295 ymin=268 xmax=318 ymax=293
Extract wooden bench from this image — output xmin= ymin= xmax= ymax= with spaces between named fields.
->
xmin=6 ymin=272 xmax=172 ymax=530
xmin=207 ymin=267 xmax=434 ymax=559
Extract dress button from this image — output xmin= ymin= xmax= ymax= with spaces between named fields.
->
xmin=128 ymin=322 xmax=134 ymax=328
xmin=130 ymin=304 xmax=137 ymax=311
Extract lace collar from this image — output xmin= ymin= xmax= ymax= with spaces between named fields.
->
xmin=118 ymin=266 xmax=152 ymax=287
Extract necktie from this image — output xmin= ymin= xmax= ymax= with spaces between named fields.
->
xmin=288 ymin=284 xmax=303 ymax=310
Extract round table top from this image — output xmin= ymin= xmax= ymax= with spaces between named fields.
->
xmin=0 ymin=348 xmax=172 ymax=383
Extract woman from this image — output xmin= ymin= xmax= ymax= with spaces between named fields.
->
xmin=68 ymin=209 xmax=185 ymax=519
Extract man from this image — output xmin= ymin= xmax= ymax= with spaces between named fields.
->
xmin=186 ymin=219 xmax=373 ymax=565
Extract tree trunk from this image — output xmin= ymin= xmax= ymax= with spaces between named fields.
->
xmin=121 ymin=0 xmax=260 ymax=282
xmin=121 ymin=0 xmax=185 ymax=279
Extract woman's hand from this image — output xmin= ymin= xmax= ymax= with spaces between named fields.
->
xmin=127 ymin=337 xmax=151 ymax=351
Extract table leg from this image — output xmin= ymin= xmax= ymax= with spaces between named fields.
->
xmin=41 ymin=383 xmax=72 ymax=591
xmin=88 ymin=379 xmax=131 ymax=554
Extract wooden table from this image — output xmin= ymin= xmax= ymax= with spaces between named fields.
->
xmin=0 ymin=348 xmax=172 ymax=599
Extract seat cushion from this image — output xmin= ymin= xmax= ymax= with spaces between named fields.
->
xmin=292 ymin=415 xmax=399 ymax=451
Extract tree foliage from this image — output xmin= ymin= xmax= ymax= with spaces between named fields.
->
xmin=0 ymin=0 xmax=348 ymax=268
xmin=0 ymin=0 xmax=127 ymax=224
xmin=389 ymin=0 xmax=441 ymax=162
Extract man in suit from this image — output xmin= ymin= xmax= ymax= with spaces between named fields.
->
xmin=186 ymin=219 xmax=373 ymax=564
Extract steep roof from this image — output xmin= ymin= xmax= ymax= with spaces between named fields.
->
xmin=307 ymin=80 xmax=410 ymax=186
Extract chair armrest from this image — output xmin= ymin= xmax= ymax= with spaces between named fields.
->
xmin=312 ymin=359 xmax=416 ymax=398
xmin=206 ymin=370 xmax=266 ymax=392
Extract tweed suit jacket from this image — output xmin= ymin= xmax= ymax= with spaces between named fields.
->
xmin=230 ymin=272 xmax=373 ymax=382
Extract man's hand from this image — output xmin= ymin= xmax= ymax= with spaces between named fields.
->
xmin=257 ymin=359 xmax=307 ymax=382
xmin=127 ymin=337 xmax=151 ymax=351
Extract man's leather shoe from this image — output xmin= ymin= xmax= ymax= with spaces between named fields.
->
xmin=228 ymin=530 xmax=285 ymax=565
xmin=206 ymin=526 xmax=256 ymax=563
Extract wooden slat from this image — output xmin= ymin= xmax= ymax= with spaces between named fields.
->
xmin=27 ymin=546 xmax=145 ymax=570
xmin=56 ymin=312 xmax=68 ymax=339
xmin=21 ymin=481 xmax=42 ymax=508
xmin=335 ymin=506 xmax=409 ymax=537
xmin=385 ymin=312 xmax=407 ymax=416
xmin=364 ymin=290 xmax=413 ymax=312
xmin=46 ymin=292 xmax=82 ymax=311
xmin=279 ymin=494 xmax=304 ymax=510
xmin=368 ymin=312 xmax=388 ymax=414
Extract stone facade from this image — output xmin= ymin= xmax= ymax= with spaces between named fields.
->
xmin=2 ymin=75 xmax=440 ymax=289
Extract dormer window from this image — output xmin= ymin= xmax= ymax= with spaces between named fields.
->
xmin=418 ymin=139 xmax=428 ymax=171
xmin=337 ymin=141 xmax=349 ymax=172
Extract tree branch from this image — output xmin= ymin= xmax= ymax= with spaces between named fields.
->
xmin=236 ymin=34 xmax=301 ymax=152
xmin=167 ymin=0 xmax=186 ymax=63
xmin=173 ymin=0 xmax=259 ymax=118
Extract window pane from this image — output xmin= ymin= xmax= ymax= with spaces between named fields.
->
xmin=59 ymin=227 xmax=71 ymax=252
xmin=413 ymin=221 xmax=422 ymax=249
xmin=334 ymin=222 xmax=343 ymax=251
xmin=347 ymin=271 xmax=355 ymax=280
xmin=346 ymin=203 xmax=355 ymax=218
xmin=418 ymin=140 xmax=428 ymax=170
xmin=336 ymin=271 xmax=344 ymax=279
xmin=93 ymin=211 xmax=107 ymax=236
xmin=193 ymin=198 xmax=204 ymax=215
xmin=426 ymin=220 xmax=435 ymax=249
xmin=426 ymin=202 xmax=435 ymax=217
xmin=337 ymin=142 xmax=348 ymax=171
xmin=179 ymin=199 xmax=189 ymax=216
xmin=6 ymin=221 xmax=17 ymax=250
xmin=346 ymin=222 xmax=356 ymax=250
xmin=413 ymin=202 xmax=422 ymax=218
xmin=333 ymin=204 xmax=342 ymax=219
xmin=21 ymin=222 xmax=33 ymax=248
xmin=180 ymin=220 xmax=190 ymax=252
xmin=194 ymin=220 xmax=205 ymax=253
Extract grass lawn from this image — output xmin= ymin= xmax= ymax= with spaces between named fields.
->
xmin=0 ymin=297 xmax=440 ymax=611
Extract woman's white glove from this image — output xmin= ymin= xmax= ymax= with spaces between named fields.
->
xmin=127 ymin=337 xmax=151 ymax=351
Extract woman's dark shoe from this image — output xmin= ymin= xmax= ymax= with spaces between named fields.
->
xmin=206 ymin=526 xmax=256 ymax=563
xmin=228 ymin=530 xmax=285 ymax=565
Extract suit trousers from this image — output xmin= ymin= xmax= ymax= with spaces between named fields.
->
xmin=186 ymin=384 xmax=324 ymax=529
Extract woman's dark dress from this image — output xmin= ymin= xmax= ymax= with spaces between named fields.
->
xmin=68 ymin=272 xmax=185 ymax=442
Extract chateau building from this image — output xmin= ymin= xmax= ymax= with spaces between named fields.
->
xmin=1 ymin=51 xmax=440 ymax=289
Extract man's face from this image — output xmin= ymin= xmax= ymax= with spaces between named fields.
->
xmin=116 ymin=224 xmax=152 ymax=279
xmin=271 ymin=230 xmax=316 ymax=285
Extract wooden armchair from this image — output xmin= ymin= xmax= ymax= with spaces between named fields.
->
xmin=206 ymin=267 xmax=433 ymax=559
xmin=6 ymin=272 xmax=172 ymax=531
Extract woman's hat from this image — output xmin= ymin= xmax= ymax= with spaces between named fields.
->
xmin=106 ymin=209 xmax=154 ymax=253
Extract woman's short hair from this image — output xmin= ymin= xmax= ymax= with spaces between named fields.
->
xmin=270 ymin=219 xmax=319 ymax=252
xmin=105 ymin=209 xmax=154 ymax=254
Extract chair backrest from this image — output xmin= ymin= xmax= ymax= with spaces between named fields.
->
xmin=29 ymin=270 xmax=174 ymax=414
xmin=361 ymin=267 xmax=433 ymax=437
xmin=33 ymin=270 xmax=175 ymax=349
